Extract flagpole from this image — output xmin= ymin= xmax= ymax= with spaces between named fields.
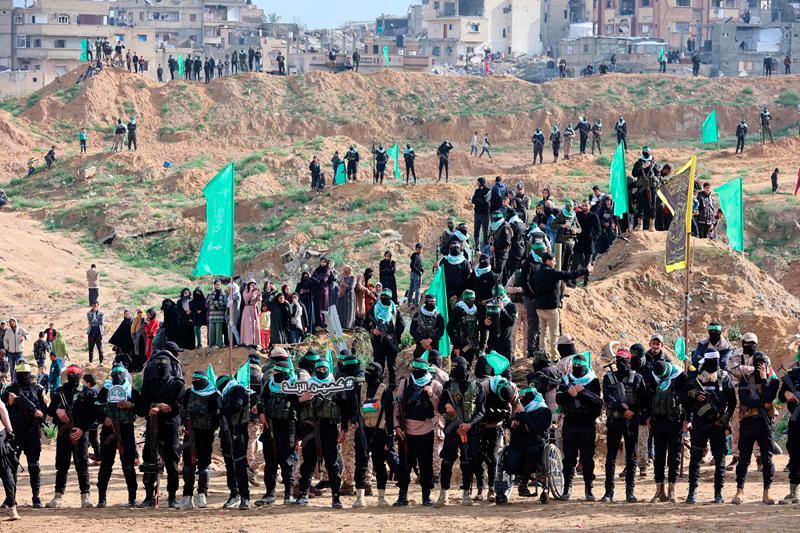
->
xmin=682 ymin=227 xmax=692 ymax=372
xmin=228 ymin=282 xmax=234 ymax=375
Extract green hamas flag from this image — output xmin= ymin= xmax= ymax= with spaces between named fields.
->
xmin=609 ymin=142 xmax=628 ymax=216
xmin=235 ymin=360 xmax=250 ymax=389
xmin=193 ymin=163 xmax=235 ymax=277
xmin=701 ymin=109 xmax=718 ymax=144
xmin=334 ymin=161 xmax=347 ymax=184
xmin=206 ymin=364 xmax=217 ymax=385
xmin=80 ymin=39 xmax=90 ymax=62
xmin=387 ymin=143 xmax=400 ymax=180
xmin=485 ymin=351 xmax=510 ymax=375
xmin=713 ymin=177 xmax=744 ymax=251
xmin=426 ymin=267 xmax=451 ymax=358
xmin=383 ymin=46 xmax=390 ymax=67
xmin=177 ymin=54 xmax=185 ymax=77
xmin=674 ymin=337 xmax=687 ymax=361
xmin=658 ymin=48 xmax=664 ymax=61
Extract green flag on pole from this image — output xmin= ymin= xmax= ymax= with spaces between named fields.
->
xmin=80 ymin=39 xmax=90 ymax=62
xmin=177 ymin=54 xmax=185 ymax=78
xmin=383 ymin=46 xmax=390 ymax=67
xmin=609 ymin=142 xmax=628 ymax=217
xmin=701 ymin=109 xmax=718 ymax=144
xmin=206 ymin=364 xmax=217 ymax=386
xmin=236 ymin=360 xmax=250 ymax=389
xmin=658 ymin=48 xmax=664 ymax=61
xmin=426 ymin=267 xmax=451 ymax=358
xmin=674 ymin=337 xmax=687 ymax=361
xmin=334 ymin=161 xmax=347 ymax=184
xmin=193 ymin=163 xmax=235 ymax=277
xmin=713 ymin=177 xmax=745 ymax=251
xmin=387 ymin=143 xmax=400 ymax=180
xmin=485 ymin=351 xmax=511 ymax=375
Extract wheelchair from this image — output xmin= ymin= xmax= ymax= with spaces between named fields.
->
xmin=494 ymin=427 xmax=564 ymax=504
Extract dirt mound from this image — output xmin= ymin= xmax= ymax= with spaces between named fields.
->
xmin=0 ymin=110 xmax=35 ymax=174
xmin=781 ymin=260 xmax=800 ymax=299
xmin=562 ymin=231 xmax=800 ymax=367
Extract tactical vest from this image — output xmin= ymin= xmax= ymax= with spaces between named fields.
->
xmin=8 ymin=383 xmax=42 ymax=428
xmin=402 ymin=380 xmax=434 ymax=421
xmin=651 ymin=385 xmax=682 ymax=423
xmin=361 ymin=383 xmax=387 ymax=428
xmin=607 ymin=372 xmax=637 ymax=421
xmin=224 ymin=386 xmax=250 ymax=427
xmin=740 ymin=381 xmax=777 ymax=420
xmin=455 ymin=311 xmax=479 ymax=346
xmin=185 ymin=391 xmax=218 ymax=430
xmin=264 ymin=391 xmax=296 ymax=421
xmin=312 ymin=395 xmax=341 ymax=421
xmin=443 ymin=381 xmax=478 ymax=424
xmin=413 ymin=312 xmax=440 ymax=342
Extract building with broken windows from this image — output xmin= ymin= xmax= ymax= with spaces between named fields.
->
xmin=709 ymin=20 xmax=800 ymax=76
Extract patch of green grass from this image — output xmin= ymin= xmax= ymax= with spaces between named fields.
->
xmin=776 ymin=89 xmax=800 ymax=107
xmin=349 ymin=198 xmax=367 ymax=210
xmin=424 ymin=199 xmax=444 ymax=211
xmin=176 ymin=155 xmax=210 ymax=171
xmin=0 ymin=97 xmax=22 ymax=115
xmin=741 ymin=86 xmax=754 ymax=95
xmin=55 ymin=85 xmax=81 ymax=103
xmin=567 ymin=168 xmax=590 ymax=177
xmin=383 ymin=88 xmax=398 ymax=98
xmin=319 ymin=228 xmax=339 ymax=241
xmin=77 ymin=297 xmax=88 ymax=306
xmin=11 ymin=197 xmax=49 ymax=209
xmin=595 ymin=155 xmax=610 ymax=166
xmin=259 ymin=199 xmax=274 ymax=209
xmin=353 ymin=234 xmax=378 ymax=248
xmin=25 ymin=92 xmax=41 ymax=110
xmin=366 ymin=198 xmax=389 ymax=213
xmin=240 ymin=162 xmax=268 ymax=179
xmin=238 ymin=237 xmax=280 ymax=262
xmin=122 ymin=99 xmax=135 ymax=116
xmin=393 ymin=206 xmax=422 ymax=223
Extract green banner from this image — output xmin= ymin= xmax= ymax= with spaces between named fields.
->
xmin=658 ymin=48 xmax=664 ymax=61
xmin=178 ymin=54 xmax=185 ymax=77
xmin=674 ymin=337 xmax=687 ymax=361
xmin=383 ymin=46 xmax=390 ymax=67
xmin=193 ymin=163 xmax=235 ymax=277
xmin=701 ymin=109 xmax=718 ymax=144
xmin=334 ymin=161 xmax=347 ymax=184
xmin=387 ymin=143 xmax=400 ymax=180
xmin=426 ymin=267 xmax=451 ymax=358
xmin=80 ymin=39 xmax=89 ymax=62
xmin=713 ymin=177 xmax=745 ymax=251
xmin=609 ymin=142 xmax=628 ymax=216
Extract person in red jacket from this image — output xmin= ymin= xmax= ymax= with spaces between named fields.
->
xmin=143 ymin=308 xmax=160 ymax=359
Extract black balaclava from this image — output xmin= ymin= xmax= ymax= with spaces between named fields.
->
xmin=449 ymin=243 xmax=460 ymax=257
xmin=752 ymin=352 xmax=770 ymax=383
xmin=155 ymin=356 xmax=170 ymax=380
xmin=339 ymin=355 xmax=362 ymax=378
xmin=558 ymin=340 xmax=577 ymax=360
xmin=272 ymin=367 xmax=289 ymax=383
xmin=424 ymin=295 xmax=437 ymax=312
xmin=411 ymin=365 xmax=428 ymax=381
xmin=366 ymin=362 xmax=383 ymax=386
xmin=380 ymin=293 xmax=391 ymax=305
xmin=300 ymin=351 xmax=319 ymax=375
xmin=701 ymin=353 xmax=719 ymax=374
xmin=192 ymin=375 xmax=209 ymax=390
xmin=478 ymin=254 xmax=490 ymax=269
xmin=427 ymin=350 xmax=442 ymax=369
xmin=451 ymin=356 xmax=470 ymax=385
xmin=572 ymin=359 xmax=588 ymax=379
xmin=496 ymin=380 xmax=513 ymax=403
xmin=16 ymin=369 xmax=30 ymax=385
xmin=742 ymin=341 xmax=757 ymax=356
xmin=616 ymin=355 xmax=631 ymax=374
xmin=112 ymin=371 xmax=126 ymax=386
xmin=315 ymin=364 xmax=330 ymax=382
xmin=474 ymin=355 xmax=490 ymax=379
xmin=707 ymin=323 xmax=723 ymax=345
xmin=629 ymin=343 xmax=646 ymax=372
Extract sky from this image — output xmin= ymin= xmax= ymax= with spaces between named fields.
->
xmin=255 ymin=0 xmax=416 ymax=29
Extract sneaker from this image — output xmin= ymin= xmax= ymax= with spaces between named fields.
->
xmin=294 ymin=495 xmax=309 ymax=506
xmin=255 ymin=494 xmax=275 ymax=506
xmin=80 ymin=493 xmax=94 ymax=508
xmin=239 ymin=499 xmax=251 ymax=510
xmin=8 ymin=506 xmax=19 ymax=521
xmin=138 ymin=497 xmax=156 ymax=508
xmin=223 ymin=495 xmax=241 ymax=509
xmin=46 ymin=493 xmax=63 ymax=508
xmin=175 ymin=496 xmax=195 ymax=510
xmin=97 ymin=499 xmax=107 ymax=509
xmin=32 ymin=496 xmax=42 ymax=509
xmin=196 ymin=493 xmax=207 ymax=508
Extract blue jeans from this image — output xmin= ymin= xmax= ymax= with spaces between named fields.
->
xmin=290 ymin=328 xmax=302 ymax=344
xmin=408 ymin=272 xmax=421 ymax=307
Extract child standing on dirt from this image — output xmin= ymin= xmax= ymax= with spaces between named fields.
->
xmin=771 ymin=168 xmax=779 ymax=193
xmin=79 ymin=128 xmax=88 ymax=154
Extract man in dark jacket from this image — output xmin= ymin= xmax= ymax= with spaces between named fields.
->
xmin=466 ymin=254 xmax=497 ymax=351
xmin=615 ymin=117 xmax=627 ymax=149
xmin=436 ymin=141 xmax=454 ymax=183
xmin=504 ymin=207 xmax=527 ymax=283
xmin=573 ymin=200 xmax=600 ymax=286
xmin=507 ymin=386 xmax=552 ymax=501
xmin=647 ymin=360 xmax=688 ymax=503
xmin=489 ymin=211 xmax=513 ymax=283
xmin=602 ymin=349 xmax=647 ymax=503
xmin=126 ymin=117 xmax=138 ymax=151
xmin=692 ymin=322 xmax=733 ymax=370
xmin=217 ymin=374 xmax=252 ymax=509
xmin=489 ymin=176 xmax=508 ymax=213
xmin=533 ymin=253 xmax=591 ymax=359
xmin=520 ymin=242 xmax=546 ymax=357
xmin=778 ymin=361 xmax=800 ymax=505
xmin=344 ymin=145 xmax=360 ymax=181
xmin=484 ymin=286 xmax=517 ymax=364
xmin=683 ymin=350 xmax=737 ymax=504
xmin=410 ymin=294 xmax=445 ymax=358
xmin=556 ymin=352 xmax=602 ymax=500
xmin=448 ymin=290 xmax=480 ymax=365
xmin=471 ymin=177 xmax=491 ymax=252
xmin=577 ymin=116 xmax=590 ymax=154
xmin=439 ymin=242 xmax=471 ymax=304
xmin=735 ymin=119 xmax=748 ymax=154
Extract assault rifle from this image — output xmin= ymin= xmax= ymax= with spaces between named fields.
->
xmin=395 ymin=389 xmax=408 ymax=457
xmin=57 ymin=391 xmax=74 ymax=438
xmin=139 ymin=409 xmax=162 ymax=507
xmin=444 ymin=397 xmax=469 ymax=461
xmin=13 ymin=390 xmax=45 ymax=429
xmin=375 ymin=320 xmax=400 ymax=352
xmin=777 ymin=366 xmax=800 ymax=423
xmin=604 ymin=362 xmax=632 ymax=433
xmin=352 ymin=386 xmax=369 ymax=460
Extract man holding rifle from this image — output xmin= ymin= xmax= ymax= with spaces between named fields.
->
xmin=1 ymin=361 xmax=47 ymax=509
xmin=176 ymin=370 xmax=220 ymax=509
xmin=46 ymin=364 xmax=97 ymax=508
xmin=435 ymin=356 xmax=485 ymax=507
xmin=96 ymin=364 xmax=139 ymax=508
xmin=778 ymin=357 xmax=800 ymax=504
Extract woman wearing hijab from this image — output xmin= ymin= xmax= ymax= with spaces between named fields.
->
xmin=241 ymin=279 xmax=262 ymax=348
xmin=311 ymin=258 xmax=332 ymax=328
xmin=144 ymin=308 xmax=160 ymax=359
xmin=379 ymin=251 xmax=398 ymax=304
xmin=354 ymin=267 xmax=374 ymax=327
xmin=176 ymin=288 xmax=196 ymax=350
xmin=337 ymin=264 xmax=357 ymax=330
xmin=327 ymin=259 xmax=339 ymax=308
xmin=108 ymin=308 xmax=134 ymax=356
xmin=190 ymin=288 xmax=207 ymax=348
xmin=295 ymin=271 xmax=316 ymax=334
xmin=269 ymin=292 xmax=291 ymax=346
xmin=130 ymin=309 xmax=145 ymax=368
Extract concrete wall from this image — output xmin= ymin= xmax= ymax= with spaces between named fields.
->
xmin=0 ymin=68 xmax=45 ymax=95
xmin=512 ymin=0 xmax=543 ymax=55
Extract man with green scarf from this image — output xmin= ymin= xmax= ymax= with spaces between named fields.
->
xmin=448 ymin=290 xmax=480 ymax=365
xmin=646 ymin=359 xmax=688 ymax=503
xmin=484 ymin=286 xmax=517 ymax=365
xmin=489 ymin=210 xmax=513 ymax=283
xmin=365 ymin=289 xmax=404 ymax=390
xmin=216 ymin=374 xmax=251 ymax=510
xmin=175 ymin=370 xmax=220 ymax=509
xmin=393 ymin=356 xmax=443 ymax=506
xmin=439 ymin=242 xmax=472 ymax=303
xmin=256 ymin=359 xmax=299 ymax=506
xmin=520 ymin=241 xmax=546 ymax=357
xmin=97 ymin=365 xmax=139 ymax=508
xmin=505 ymin=386 xmax=552 ymax=501
xmin=547 ymin=200 xmax=582 ymax=277
xmin=556 ymin=352 xmax=602 ymax=500
xmin=504 ymin=207 xmax=528 ymax=283
xmin=411 ymin=294 xmax=445 ymax=359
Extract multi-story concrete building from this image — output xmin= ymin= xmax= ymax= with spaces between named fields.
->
xmin=10 ymin=0 xmax=110 ymax=79
xmin=418 ymin=0 xmax=543 ymax=65
xmin=709 ymin=21 xmax=800 ymax=76
xmin=0 ymin=0 xmax=11 ymax=70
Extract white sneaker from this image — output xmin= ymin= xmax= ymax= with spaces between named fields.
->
xmin=352 ymin=488 xmax=365 ymax=508
xmin=175 ymin=496 xmax=195 ymax=509
xmin=434 ymin=489 xmax=449 ymax=508
xmin=461 ymin=489 xmax=473 ymax=506
xmin=46 ymin=493 xmax=63 ymax=508
xmin=81 ymin=493 xmax=94 ymax=508
xmin=223 ymin=495 xmax=241 ymax=509
xmin=376 ymin=489 xmax=389 ymax=507
xmin=196 ymin=493 xmax=207 ymax=508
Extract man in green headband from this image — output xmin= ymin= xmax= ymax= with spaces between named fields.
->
xmin=547 ymin=199 xmax=582 ymax=276
xmin=490 ymin=210 xmax=513 ymax=283
xmin=692 ymin=322 xmax=733 ymax=370
xmin=215 ymin=374 xmax=252 ymax=510
xmin=411 ymin=294 xmax=444 ymax=359
xmin=556 ymin=352 xmax=602 ymax=501
xmin=175 ymin=370 xmax=220 ymax=509
xmin=484 ymin=285 xmax=517 ymax=366
xmin=95 ymin=364 xmax=139 ymax=508
xmin=448 ymin=289 xmax=480 ymax=366
xmin=504 ymin=386 xmax=552 ymax=502
xmin=439 ymin=217 xmax=457 ymax=255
